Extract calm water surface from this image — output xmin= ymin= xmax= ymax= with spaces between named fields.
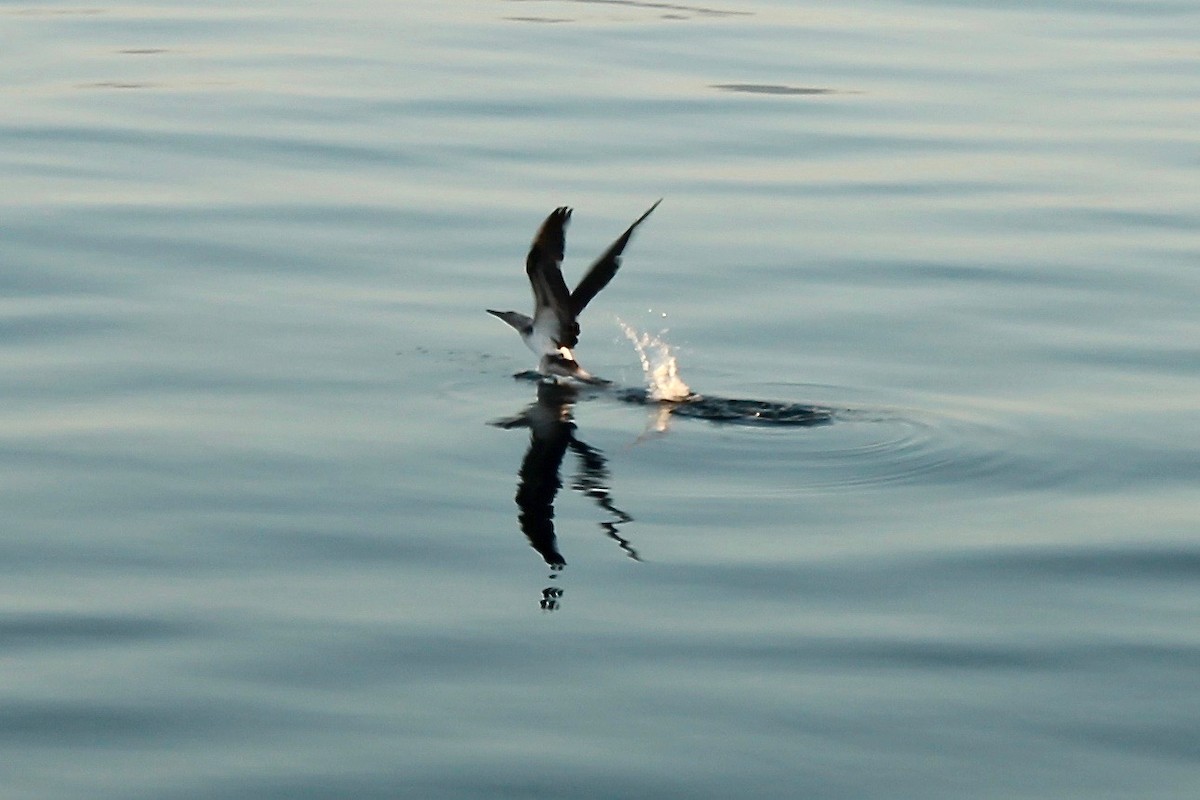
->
xmin=4 ymin=1 xmax=1199 ymax=797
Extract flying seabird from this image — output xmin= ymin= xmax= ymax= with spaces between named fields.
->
xmin=488 ymin=200 xmax=661 ymax=383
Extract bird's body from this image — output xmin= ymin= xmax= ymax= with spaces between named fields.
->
xmin=488 ymin=200 xmax=661 ymax=382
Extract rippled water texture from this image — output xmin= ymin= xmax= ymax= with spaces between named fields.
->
xmin=4 ymin=1 xmax=1199 ymax=798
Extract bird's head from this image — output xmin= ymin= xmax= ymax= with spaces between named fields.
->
xmin=487 ymin=309 xmax=533 ymax=335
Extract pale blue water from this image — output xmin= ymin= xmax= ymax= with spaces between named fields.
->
xmin=4 ymin=1 xmax=1199 ymax=797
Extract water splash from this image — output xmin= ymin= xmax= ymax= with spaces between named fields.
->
xmin=618 ymin=318 xmax=692 ymax=402
xmin=509 ymin=323 xmax=832 ymax=427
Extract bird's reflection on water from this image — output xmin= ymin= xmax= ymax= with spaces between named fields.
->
xmin=493 ymin=374 xmax=833 ymax=608
xmin=491 ymin=380 xmax=637 ymax=610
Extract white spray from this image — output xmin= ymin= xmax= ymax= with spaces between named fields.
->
xmin=617 ymin=316 xmax=692 ymax=402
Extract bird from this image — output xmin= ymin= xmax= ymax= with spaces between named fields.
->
xmin=488 ymin=200 xmax=661 ymax=383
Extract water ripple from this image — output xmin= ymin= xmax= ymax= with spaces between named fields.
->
xmin=0 ymin=613 xmax=191 ymax=653
xmin=510 ymin=372 xmax=1055 ymax=492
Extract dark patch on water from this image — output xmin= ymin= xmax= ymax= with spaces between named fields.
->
xmin=513 ymin=371 xmax=833 ymax=426
xmin=615 ymin=388 xmax=834 ymax=426
xmin=76 ymin=81 xmax=159 ymax=90
xmin=505 ymin=0 xmax=752 ymax=19
xmin=711 ymin=83 xmax=839 ymax=96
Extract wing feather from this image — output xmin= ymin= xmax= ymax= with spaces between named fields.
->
xmin=569 ymin=199 xmax=661 ymax=320
xmin=526 ymin=206 xmax=575 ymax=347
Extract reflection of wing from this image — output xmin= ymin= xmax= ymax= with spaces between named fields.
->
xmin=568 ymin=438 xmax=638 ymax=561
xmin=516 ymin=437 xmax=568 ymax=568
xmin=526 ymin=207 xmax=576 ymax=350
xmin=513 ymin=384 xmax=575 ymax=568
xmin=499 ymin=381 xmax=638 ymax=568
xmin=569 ymin=199 xmax=661 ymax=327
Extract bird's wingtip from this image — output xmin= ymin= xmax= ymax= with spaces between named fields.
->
xmin=637 ymin=198 xmax=663 ymax=223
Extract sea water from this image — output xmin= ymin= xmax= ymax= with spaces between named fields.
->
xmin=4 ymin=1 xmax=1199 ymax=798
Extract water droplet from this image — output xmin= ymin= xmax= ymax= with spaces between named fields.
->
xmin=617 ymin=318 xmax=692 ymax=402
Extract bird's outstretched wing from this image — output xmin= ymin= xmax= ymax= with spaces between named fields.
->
xmin=569 ymin=199 xmax=661 ymax=320
xmin=526 ymin=206 xmax=575 ymax=348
